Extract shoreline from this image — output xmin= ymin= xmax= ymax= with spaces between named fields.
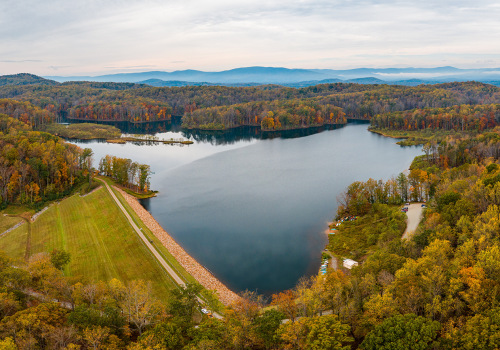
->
xmin=367 ymin=128 xmax=405 ymax=139
xmin=66 ymin=117 xmax=171 ymax=124
xmin=114 ymin=187 xmax=240 ymax=306
xmin=185 ymin=121 xmax=347 ymax=132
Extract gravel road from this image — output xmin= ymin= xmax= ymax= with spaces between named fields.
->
xmin=402 ymin=203 xmax=424 ymax=240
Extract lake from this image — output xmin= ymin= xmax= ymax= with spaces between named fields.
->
xmin=70 ymin=122 xmax=422 ymax=296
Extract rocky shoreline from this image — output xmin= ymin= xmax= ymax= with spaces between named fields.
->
xmin=115 ymin=187 xmax=240 ymax=306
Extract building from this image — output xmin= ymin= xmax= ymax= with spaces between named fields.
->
xmin=343 ymin=259 xmax=358 ymax=269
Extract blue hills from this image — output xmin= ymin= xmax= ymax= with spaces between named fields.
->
xmin=10 ymin=66 xmax=500 ymax=87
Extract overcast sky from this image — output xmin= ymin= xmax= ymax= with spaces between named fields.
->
xmin=1 ymin=0 xmax=500 ymax=76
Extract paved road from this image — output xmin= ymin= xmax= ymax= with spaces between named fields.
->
xmin=402 ymin=203 xmax=424 ymax=240
xmin=97 ymin=179 xmax=223 ymax=319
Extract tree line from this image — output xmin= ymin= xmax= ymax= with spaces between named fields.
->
xmin=68 ymin=100 xmax=172 ymax=123
xmin=0 ymin=98 xmax=55 ymax=128
xmin=182 ymin=100 xmax=346 ymax=130
xmin=336 ymin=169 xmax=436 ymax=217
xmin=0 ymin=80 xmax=498 ymax=130
xmin=0 ymin=102 xmax=153 ymax=207
xmin=98 ymin=155 xmax=152 ymax=192
xmin=371 ymin=103 xmax=500 ymax=132
xmin=0 ymin=114 xmax=87 ymax=207
xmin=316 ymin=82 xmax=498 ymax=119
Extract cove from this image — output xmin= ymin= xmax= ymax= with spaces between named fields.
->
xmin=69 ymin=122 xmax=422 ymax=296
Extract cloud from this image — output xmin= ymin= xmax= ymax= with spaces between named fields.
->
xmin=0 ymin=59 xmax=42 ymax=63
xmin=0 ymin=0 xmax=499 ymax=75
xmin=104 ymin=65 xmax=159 ymax=69
xmin=48 ymin=65 xmax=73 ymax=70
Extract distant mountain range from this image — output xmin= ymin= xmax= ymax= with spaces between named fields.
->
xmin=2 ymin=67 xmax=500 ymax=88
xmin=42 ymin=66 xmax=500 ymax=87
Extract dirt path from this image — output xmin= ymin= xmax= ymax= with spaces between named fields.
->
xmin=402 ymin=203 xmax=424 ymax=240
xmin=97 ymin=179 xmax=187 ymax=286
xmin=23 ymin=216 xmax=31 ymax=261
xmin=323 ymin=250 xmax=338 ymax=270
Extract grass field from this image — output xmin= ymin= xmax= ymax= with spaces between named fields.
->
xmin=99 ymin=176 xmax=198 ymax=285
xmin=41 ymin=122 xmax=121 ymax=140
xmin=0 ymin=215 xmax=24 ymax=235
xmin=0 ymin=186 xmax=176 ymax=301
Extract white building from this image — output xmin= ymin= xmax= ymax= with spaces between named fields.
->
xmin=343 ymin=259 xmax=359 ymax=269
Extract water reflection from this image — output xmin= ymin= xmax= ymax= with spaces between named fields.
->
xmin=66 ymin=117 xmax=351 ymax=145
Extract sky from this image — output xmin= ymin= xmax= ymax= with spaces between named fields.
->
xmin=1 ymin=0 xmax=500 ymax=76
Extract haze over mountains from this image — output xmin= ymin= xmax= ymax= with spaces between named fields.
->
xmin=43 ymin=66 xmax=500 ymax=87
xmin=3 ymin=66 xmax=500 ymax=88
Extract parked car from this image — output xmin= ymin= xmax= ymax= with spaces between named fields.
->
xmin=201 ymin=308 xmax=212 ymax=317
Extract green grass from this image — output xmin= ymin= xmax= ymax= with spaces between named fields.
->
xmin=0 ymin=215 xmax=24 ymax=234
xmin=0 ymin=187 xmax=175 ymax=301
xmin=120 ymin=186 xmax=158 ymax=199
xmin=41 ymin=123 xmax=121 ymax=140
xmin=98 ymin=177 xmax=198 ymax=285
xmin=0 ymin=221 xmax=28 ymax=261
xmin=1 ymin=205 xmax=35 ymax=216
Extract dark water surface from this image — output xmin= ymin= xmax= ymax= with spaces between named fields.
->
xmin=70 ymin=123 xmax=422 ymax=296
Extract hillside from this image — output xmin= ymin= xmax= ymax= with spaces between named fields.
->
xmin=0 ymin=73 xmax=59 ymax=86
xmin=0 ymin=184 xmax=193 ymax=300
xmin=0 ymin=79 xmax=499 ymax=131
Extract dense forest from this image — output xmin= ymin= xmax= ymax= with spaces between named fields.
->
xmin=0 ymin=74 xmax=499 ymax=131
xmin=0 ymin=114 xmax=87 ymax=207
xmin=371 ymin=104 xmax=500 ymax=132
xmin=182 ymin=100 xmax=346 ymax=130
xmin=67 ymin=100 xmax=172 ymax=124
xmin=0 ymin=99 xmax=55 ymax=128
xmin=0 ymin=102 xmax=153 ymax=208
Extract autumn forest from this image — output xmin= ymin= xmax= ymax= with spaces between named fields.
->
xmin=3 ymin=74 xmax=500 ymax=349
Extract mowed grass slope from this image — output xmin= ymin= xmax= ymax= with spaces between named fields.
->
xmin=0 ymin=220 xmax=27 ymax=261
xmin=0 ymin=187 xmax=174 ymax=300
xmin=99 ymin=178 xmax=198 ymax=286
xmin=0 ymin=215 xmax=23 ymax=235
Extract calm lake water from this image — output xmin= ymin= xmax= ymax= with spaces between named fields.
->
xmin=70 ymin=122 xmax=422 ymax=296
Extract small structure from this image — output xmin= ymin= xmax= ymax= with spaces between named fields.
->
xmin=343 ymin=259 xmax=359 ymax=269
